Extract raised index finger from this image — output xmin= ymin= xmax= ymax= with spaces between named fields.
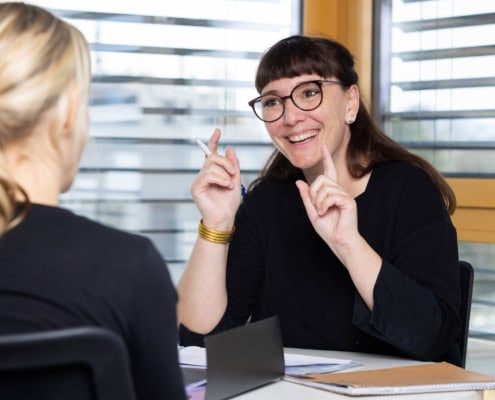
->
xmin=321 ymin=145 xmax=337 ymax=181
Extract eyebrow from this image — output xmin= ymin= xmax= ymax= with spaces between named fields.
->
xmin=260 ymin=79 xmax=322 ymax=96
xmin=260 ymin=88 xmax=280 ymax=96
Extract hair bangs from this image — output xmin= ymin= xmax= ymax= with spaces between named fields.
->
xmin=255 ymin=35 xmax=358 ymax=93
xmin=255 ymin=44 xmax=332 ymax=91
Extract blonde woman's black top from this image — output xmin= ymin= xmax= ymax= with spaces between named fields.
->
xmin=0 ymin=204 xmax=186 ymax=400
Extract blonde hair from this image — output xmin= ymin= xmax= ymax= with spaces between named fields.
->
xmin=0 ymin=2 xmax=91 ymax=235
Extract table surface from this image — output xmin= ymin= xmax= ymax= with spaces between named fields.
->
xmin=230 ymin=348 xmax=484 ymax=400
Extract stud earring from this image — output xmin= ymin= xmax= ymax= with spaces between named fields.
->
xmin=347 ymin=114 xmax=355 ymax=124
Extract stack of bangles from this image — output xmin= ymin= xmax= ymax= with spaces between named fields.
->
xmin=198 ymin=219 xmax=236 ymax=244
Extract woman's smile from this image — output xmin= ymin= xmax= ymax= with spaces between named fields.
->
xmin=287 ymin=130 xmax=318 ymax=144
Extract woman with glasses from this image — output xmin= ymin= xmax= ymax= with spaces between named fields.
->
xmin=178 ymin=35 xmax=461 ymax=365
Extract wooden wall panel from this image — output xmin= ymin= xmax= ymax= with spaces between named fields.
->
xmin=303 ymin=0 xmax=372 ymax=103
xmin=448 ymin=178 xmax=495 ymax=243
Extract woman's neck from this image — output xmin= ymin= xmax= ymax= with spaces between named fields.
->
xmin=4 ymin=149 xmax=61 ymax=206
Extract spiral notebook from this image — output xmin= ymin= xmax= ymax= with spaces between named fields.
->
xmin=284 ymin=361 xmax=495 ymax=396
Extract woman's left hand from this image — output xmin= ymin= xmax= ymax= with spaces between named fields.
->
xmin=297 ymin=146 xmax=382 ymax=308
xmin=295 ymin=146 xmax=360 ymax=260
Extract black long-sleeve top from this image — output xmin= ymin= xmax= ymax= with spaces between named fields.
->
xmin=0 ymin=204 xmax=186 ymax=400
xmin=181 ymin=161 xmax=461 ymax=365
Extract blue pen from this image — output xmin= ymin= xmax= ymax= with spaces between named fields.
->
xmin=195 ymin=137 xmax=246 ymax=197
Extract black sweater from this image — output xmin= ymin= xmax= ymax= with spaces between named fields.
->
xmin=0 ymin=204 xmax=186 ymax=400
xmin=181 ymin=161 xmax=461 ymax=365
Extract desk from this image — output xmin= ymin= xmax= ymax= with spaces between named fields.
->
xmin=230 ymin=348 xmax=484 ymax=400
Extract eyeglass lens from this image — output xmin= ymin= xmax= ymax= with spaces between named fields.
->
xmin=253 ymin=81 xmax=323 ymax=122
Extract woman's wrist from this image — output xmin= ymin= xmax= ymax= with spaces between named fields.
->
xmin=198 ymin=219 xmax=236 ymax=244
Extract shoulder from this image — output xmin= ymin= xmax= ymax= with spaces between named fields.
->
xmin=63 ymin=206 xmax=153 ymax=248
xmin=366 ymin=161 xmax=450 ymax=224
xmin=374 ymin=160 xmax=431 ymax=179
xmin=59 ymin=207 xmax=174 ymax=297
xmin=28 ymin=204 xmax=164 ymax=269
xmin=371 ymin=160 xmax=438 ymax=193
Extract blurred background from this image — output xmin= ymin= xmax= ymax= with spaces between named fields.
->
xmin=23 ymin=0 xmax=495 ymax=373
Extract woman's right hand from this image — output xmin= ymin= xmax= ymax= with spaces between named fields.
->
xmin=191 ymin=128 xmax=242 ymax=230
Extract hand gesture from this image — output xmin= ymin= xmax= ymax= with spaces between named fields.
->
xmin=191 ymin=128 xmax=242 ymax=230
xmin=295 ymin=146 xmax=359 ymax=257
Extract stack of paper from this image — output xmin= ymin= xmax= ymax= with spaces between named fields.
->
xmin=283 ymin=352 xmax=361 ymax=375
xmin=179 ymin=346 xmax=361 ymax=375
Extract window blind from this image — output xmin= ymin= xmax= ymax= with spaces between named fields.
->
xmin=375 ymin=0 xmax=495 ymax=341
xmin=376 ymin=0 xmax=495 ymax=177
xmin=31 ymin=0 xmax=301 ymax=283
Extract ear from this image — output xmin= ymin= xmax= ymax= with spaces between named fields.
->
xmin=345 ymin=84 xmax=360 ymax=124
xmin=61 ymin=86 xmax=80 ymax=138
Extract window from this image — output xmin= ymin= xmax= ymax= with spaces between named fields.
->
xmin=376 ymin=0 xmax=495 ymax=340
xmin=31 ymin=0 xmax=301 ymax=283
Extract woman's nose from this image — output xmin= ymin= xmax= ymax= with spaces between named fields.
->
xmin=282 ymin=98 xmax=305 ymax=125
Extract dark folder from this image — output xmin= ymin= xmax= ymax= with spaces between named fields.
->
xmin=204 ymin=316 xmax=284 ymax=400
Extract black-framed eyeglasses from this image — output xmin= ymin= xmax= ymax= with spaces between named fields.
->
xmin=248 ymin=79 xmax=343 ymax=123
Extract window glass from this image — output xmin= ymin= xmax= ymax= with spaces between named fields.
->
xmin=379 ymin=0 xmax=495 ymax=342
xmin=29 ymin=0 xmax=301 ymax=282
xmin=381 ymin=0 xmax=495 ymax=175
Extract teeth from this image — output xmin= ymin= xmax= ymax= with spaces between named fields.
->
xmin=288 ymin=131 xmax=317 ymax=143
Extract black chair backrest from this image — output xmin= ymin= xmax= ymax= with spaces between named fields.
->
xmin=0 ymin=326 xmax=136 ymax=400
xmin=458 ymin=260 xmax=474 ymax=368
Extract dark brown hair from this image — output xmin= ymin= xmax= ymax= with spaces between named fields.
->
xmin=251 ymin=35 xmax=456 ymax=214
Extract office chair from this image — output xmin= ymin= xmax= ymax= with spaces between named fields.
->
xmin=0 ymin=326 xmax=136 ymax=400
xmin=458 ymin=260 xmax=474 ymax=368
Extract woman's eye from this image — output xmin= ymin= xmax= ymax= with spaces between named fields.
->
xmin=262 ymin=97 xmax=281 ymax=108
xmin=303 ymin=89 xmax=319 ymax=98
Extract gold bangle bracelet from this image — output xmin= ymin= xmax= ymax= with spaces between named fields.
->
xmin=198 ymin=219 xmax=236 ymax=244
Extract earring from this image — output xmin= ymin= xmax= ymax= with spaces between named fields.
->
xmin=347 ymin=114 xmax=355 ymax=124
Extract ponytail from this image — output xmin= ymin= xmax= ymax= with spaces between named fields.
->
xmin=0 ymin=161 xmax=29 ymax=236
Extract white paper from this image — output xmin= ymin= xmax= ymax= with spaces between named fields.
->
xmin=179 ymin=346 xmax=208 ymax=368
xmin=284 ymin=353 xmax=353 ymax=367
xmin=179 ymin=346 xmax=361 ymax=374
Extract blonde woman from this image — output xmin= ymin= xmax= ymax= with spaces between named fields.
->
xmin=0 ymin=3 xmax=186 ymax=399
